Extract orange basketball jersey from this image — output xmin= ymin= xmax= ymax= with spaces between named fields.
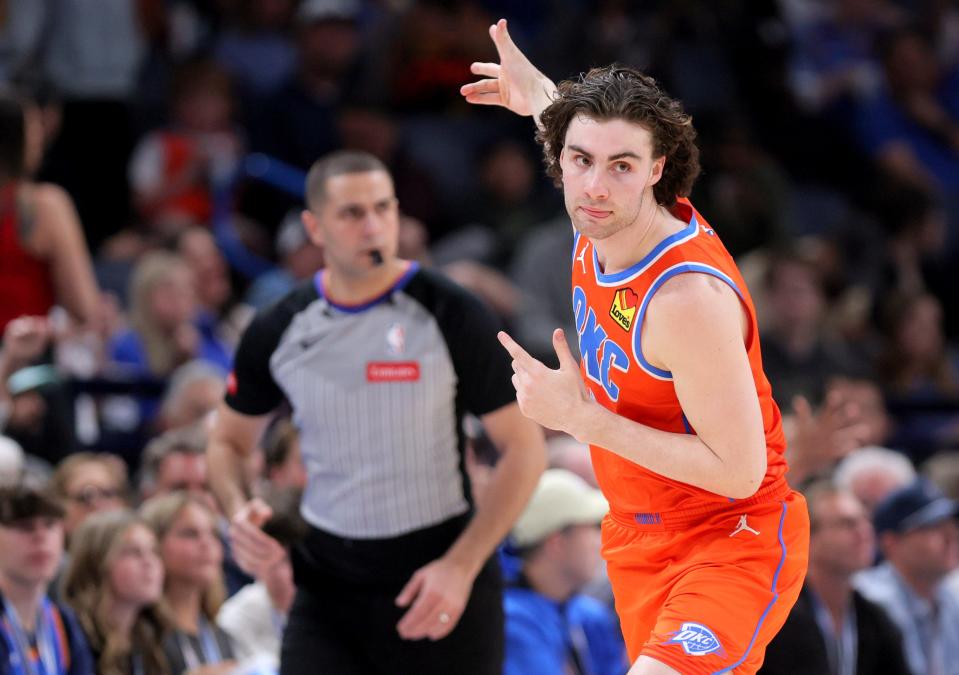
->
xmin=570 ymin=198 xmax=788 ymax=516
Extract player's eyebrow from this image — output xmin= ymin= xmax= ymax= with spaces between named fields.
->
xmin=567 ymin=145 xmax=642 ymax=162
xmin=609 ymin=151 xmax=642 ymax=161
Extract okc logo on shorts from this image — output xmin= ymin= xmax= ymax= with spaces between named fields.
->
xmin=665 ymin=622 xmax=723 ymax=656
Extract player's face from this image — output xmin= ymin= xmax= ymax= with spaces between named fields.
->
xmin=560 ymin=116 xmax=664 ymax=241
xmin=306 ymin=170 xmax=400 ymax=276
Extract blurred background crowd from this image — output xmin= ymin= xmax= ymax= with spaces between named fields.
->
xmin=0 ymin=0 xmax=958 ymax=673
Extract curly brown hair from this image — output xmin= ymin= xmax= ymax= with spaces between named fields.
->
xmin=537 ymin=65 xmax=700 ymax=207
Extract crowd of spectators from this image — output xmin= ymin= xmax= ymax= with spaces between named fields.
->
xmin=0 ymin=0 xmax=958 ymax=673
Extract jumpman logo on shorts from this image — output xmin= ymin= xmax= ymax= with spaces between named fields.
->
xmin=729 ymin=515 xmax=760 ymax=537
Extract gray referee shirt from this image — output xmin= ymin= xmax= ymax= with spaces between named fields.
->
xmin=225 ymin=263 xmax=516 ymax=539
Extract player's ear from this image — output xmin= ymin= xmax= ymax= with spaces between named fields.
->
xmin=648 ymin=156 xmax=666 ymax=187
xmin=302 ymin=209 xmax=325 ymax=247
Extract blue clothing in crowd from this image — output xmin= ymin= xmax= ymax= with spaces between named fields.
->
xmin=0 ymin=594 xmax=94 ymax=675
xmin=109 ymin=316 xmax=232 ymax=377
xmin=503 ymin=579 xmax=628 ymax=675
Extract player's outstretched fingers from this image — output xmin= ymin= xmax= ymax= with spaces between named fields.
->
xmin=470 ymin=62 xmax=500 ymax=78
xmin=460 ymin=82 xmax=503 ymax=106
xmin=490 ymin=18 xmax=519 ymax=59
xmin=497 ymin=331 xmax=536 ymax=370
xmin=552 ymin=328 xmax=580 ymax=371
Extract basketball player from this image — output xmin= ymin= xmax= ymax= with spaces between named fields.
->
xmin=461 ymin=20 xmax=810 ymax=675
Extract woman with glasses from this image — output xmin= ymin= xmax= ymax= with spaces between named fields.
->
xmin=50 ymin=453 xmax=129 ymax=540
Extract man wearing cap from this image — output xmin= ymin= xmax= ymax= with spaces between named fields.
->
xmin=505 ymin=469 xmax=628 ymax=675
xmin=760 ymin=480 xmax=911 ymax=675
xmin=0 ymin=485 xmax=93 ymax=675
xmin=854 ymin=478 xmax=959 ymax=675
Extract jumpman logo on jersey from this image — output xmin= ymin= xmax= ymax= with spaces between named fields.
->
xmin=576 ymin=241 xmax=590 ymax=273
xmin=729 ymin=515 xmax=760 ymax=537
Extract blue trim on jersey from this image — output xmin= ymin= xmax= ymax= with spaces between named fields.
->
xmin=593 ymin=215 xmax=699 ymax=285
xmin=572 ymin=231 xmax=581 ymax=265
xmin=681 ymin=413 xmax=692 ymax=434
xmin=314 ymin=262 xmax=420 ymax=314
xmin=632 ymin=262 xmax=746 ymax=380
xmin=711 ymin=500 xmax=789 ymax=674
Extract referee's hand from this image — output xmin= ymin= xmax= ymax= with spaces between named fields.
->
xmin=395 ymin=557 xmax=474 ymax=641
xmin=229 ymin=497 xmax=281 ymax=577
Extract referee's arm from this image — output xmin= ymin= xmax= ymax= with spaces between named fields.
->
xmin=208 ymin=403 xmax=279 ymax=576
xmin=208 ymin=313 xmax=282 ymax=521
xmin=207 ymin=402 xmax=271 ymax=519
xmin=395 ymin=401 xmax=546 ymax=640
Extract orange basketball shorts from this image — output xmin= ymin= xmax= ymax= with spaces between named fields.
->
xmin=602 ymin=481 xmax=809 ymax=674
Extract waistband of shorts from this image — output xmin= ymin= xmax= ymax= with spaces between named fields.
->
xmin=607 ymin=477 xmax=793 ymax=531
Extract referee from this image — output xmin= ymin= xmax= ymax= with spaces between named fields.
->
xmin=207 ymin=150 xmax=547 ymax=674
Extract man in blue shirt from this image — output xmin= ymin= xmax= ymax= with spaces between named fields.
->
xmin=855 ymin=479 xmax=959 ymax=675
xmin=504 ymin=469 xmax=628 ymax=675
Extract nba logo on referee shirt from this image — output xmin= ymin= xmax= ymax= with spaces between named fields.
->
xmin=386 ymin=323 xmax=405 ymax=355
xmin=609 ymin=288 xmax=638 ymax=331
xmin=666 ymin=622 xmax=723 ymax=656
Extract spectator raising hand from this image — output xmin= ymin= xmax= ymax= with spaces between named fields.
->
xmin=784 ymin=386 xmax=875 ymax=486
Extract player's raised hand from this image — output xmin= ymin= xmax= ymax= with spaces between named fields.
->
xmin=459 ymin=18 xmax=557 ymax=119
xmin=498 ymin=328 xmax=589 ymax=434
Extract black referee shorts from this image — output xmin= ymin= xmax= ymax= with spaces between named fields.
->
xmin=280 ymin=514 xmax=504 ymax=675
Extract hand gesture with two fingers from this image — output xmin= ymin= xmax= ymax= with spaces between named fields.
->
xmin=498 ymin=328 xmax=591 ymax=437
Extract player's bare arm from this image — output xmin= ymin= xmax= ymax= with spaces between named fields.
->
xmin=395 ymin=402 xmax=546 ymax=641
xmin=639 ymin=273 xmax=767 ymax=496
xmin=501 ymin=276 xmax=766 ymax=499
xmin=459 ymin=19 xmax=557 ymax=126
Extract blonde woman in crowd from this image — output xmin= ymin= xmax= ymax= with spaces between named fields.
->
xmin=109 ymin=252 xmax=231 ymax=380
xmin=62 ymin=510 xmax=167 ymax=675
xmin=141 ymin=492 xmax=236 ymax=675
xmin=49 ymin=452 xmax=128 ymax=538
